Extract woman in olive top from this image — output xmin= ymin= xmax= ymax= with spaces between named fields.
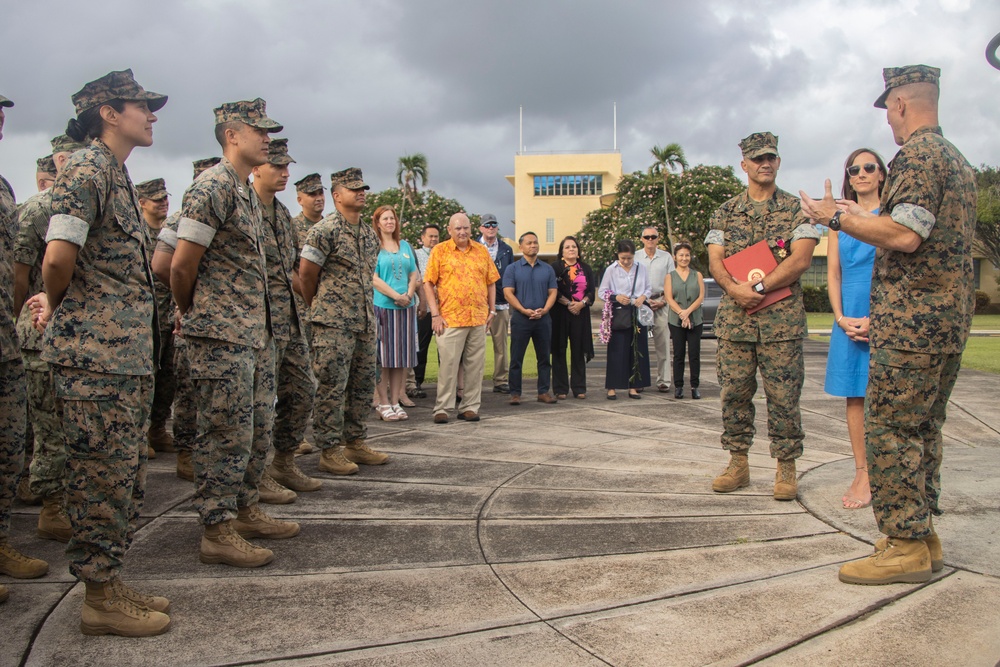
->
xmin=664 ymin=242 xmax=705 ymax=399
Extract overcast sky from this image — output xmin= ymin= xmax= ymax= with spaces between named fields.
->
xmin=2 ymin=0 xmax=998 ymax=237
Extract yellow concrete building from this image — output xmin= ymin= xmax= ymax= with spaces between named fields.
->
xmin=506 ymin=151 xmax=623 ymax=256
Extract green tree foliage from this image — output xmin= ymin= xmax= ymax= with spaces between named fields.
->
xmin=362 ymin=187 xmax=479 ymax=248
xmin=577 ymin=165 xmax=743 ymax=273
xmin=974 ymin=164 xmax=1000 ymax=285
xmin=396 ymin=153 xmax=429 ymax=225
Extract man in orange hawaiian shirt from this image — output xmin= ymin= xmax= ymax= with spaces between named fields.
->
xmin=422 ymin=213 xmax=500 ymax=423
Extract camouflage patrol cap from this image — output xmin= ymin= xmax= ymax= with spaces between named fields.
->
xmin=294 ymin=173 xmax=323 ymax=194
xmin=36 ymin=155 xmax=56 ymax=174
xmin=267 ymin=138 xmax=296 ymax=165
xmin=739 ymin=132 xmax=779 ymax=159
xmin=50 ymin=134 xmax=88 ymax=154
xmin=192 ymin=157 xmax=222 ymax=179
xmin=213 ymin=98 xmax=283 ymax=133
xmin=874 ymin=64 xmax=941 ymax=109
xmin=330 ymin=167 xmax=370 ymax=190
xmin=71 ymin=68 xmax=167 ymax=116
xmin=0 ymin=95 xmax=13 ymax=108
xmin=135 ymin=178 xmax=169 ymax=200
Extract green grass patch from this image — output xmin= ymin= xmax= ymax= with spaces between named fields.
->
xmin=422 ymin=335 xmax=538 ymax=384
xmin=807 ymin=313 xmax=1000 ymax=374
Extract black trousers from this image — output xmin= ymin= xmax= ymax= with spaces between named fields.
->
xmin=669 ymin=322 xmax=702 ymax=388
xmin=414 ymin=312 xmax=434 ymax=386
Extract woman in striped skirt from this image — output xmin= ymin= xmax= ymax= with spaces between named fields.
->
xmin=372 ymin=205 xmax=419 ymax=420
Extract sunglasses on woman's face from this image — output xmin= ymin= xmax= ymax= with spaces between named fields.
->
xmin=847 ymin=163 xmax=878 ymax=177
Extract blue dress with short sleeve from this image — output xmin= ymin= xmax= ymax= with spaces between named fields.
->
xmin=824 ymin=219 xmax=877 ymax=398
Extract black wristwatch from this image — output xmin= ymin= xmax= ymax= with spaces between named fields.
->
xmin=829 ymin=210 xmax=843 ymax=231
xmin=752 ymin=281 xmax=766 ymax=295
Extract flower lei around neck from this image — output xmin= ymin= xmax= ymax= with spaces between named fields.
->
xmin=599 ymin=289 xmax=614 ymax=344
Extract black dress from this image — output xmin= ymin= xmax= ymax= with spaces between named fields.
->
xmin=550 ymin=260 xmax=596 ymax=397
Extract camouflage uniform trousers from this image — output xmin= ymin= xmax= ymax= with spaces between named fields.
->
xmin=53 ymin=365 xmax=151 ymax=583
xmin=187 ymin=336 xmax=276 ymax=526
xmin=23 ymin=351 xmax=67 ymax=498
xmin=171 ymin=337 xmax=196 ymax=453
xmin=865 ymin=348 xmax=961 ymax=539
xmin=149 ymin=322 xmax=176 ymax=430
xmin=311 ymin=324 xmax=376 ymax=449
xmin=0 ymin=358 xmax=26 ymax=540
xmin=273 ymin=333 xmax=316 ymax=454
xmin=716 ymin=337 xmax=805 ymax=459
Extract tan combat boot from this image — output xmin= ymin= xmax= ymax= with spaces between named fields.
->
xmin=267 ymin=450 xmax=322 ymax=492
xmin=110 ymin=577 xmax=170 ymax=613
xmin=233 ymin=504 xmax=300 ymax=539
xmin=318 ymin=446 xmax=359 ymax=475
xmin=875 ymin=527 xmax=944 ymax=573
xmin=176 ymin=450 xmax=194 ymax=482
xmin=0 ymin=542 xmax=48 ymax=579
xmin=148 ymin=424 xmax=176 ymax=452
xmin=200 ymin=521 xmax=274 ymax=568
xmin=712 ymin=452 xmax=749 ymax=493
xmin=295 ymin=440 xmax=316 ymax=455
xmin=343 ymin=440 xmax=389 ymax=466
xmin=16 ymin=476 xmax=42 ymax=505
xmin=839 ymin=537 xmax=932 ymax=585
xmin=80 ymin=581 xmax=171 ymax=636
xmin=774 ymin=459 xmax=797 ymax=501
xmin=37 ymin=494 xmax=72 ymax=543
xmin=258 ymin=473 xmax=297 ymax=504
xmin=0 ymin=582 xmax=8 ymax=604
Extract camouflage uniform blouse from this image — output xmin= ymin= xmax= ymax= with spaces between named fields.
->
xmin=12 ymin=189 xmax=52 ymax=358
xmin=871 ymin=126 xmax=976 ymax=354
xmin=261 ymin=198 xmax=304 ymax=342
xmin=0 ymin=175 xmax=18 ymax=363
xmin=42 ymin=140 xmax=157 ymax=375
xmin=143 ymin=217 xmax=174 ymax=334
xmin=302 ymin=210 xmax=379 ymax=335
xmin=705 ymin=188 xmax=821 ymax=343
xmin=177 ymin=158 xmax=271 ymax=349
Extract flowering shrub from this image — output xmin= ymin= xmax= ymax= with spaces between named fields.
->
xmin=578 ymin=165 xmax=743 ymax=273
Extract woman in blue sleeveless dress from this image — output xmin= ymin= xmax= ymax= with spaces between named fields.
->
xmin=825 ymin=148 xmax=886 ymax=509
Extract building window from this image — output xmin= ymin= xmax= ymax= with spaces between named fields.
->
xmin=546 ymin=218 xmax=555 ymax=243
xmin=533 ymin=174 xmax=602 ymax=196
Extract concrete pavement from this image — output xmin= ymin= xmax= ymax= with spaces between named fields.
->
xmin=4 ymin=336 xmax=999 ymax=666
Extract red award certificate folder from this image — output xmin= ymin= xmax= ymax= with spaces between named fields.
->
xmin=722 ymin=240 xmax=792 ymax=314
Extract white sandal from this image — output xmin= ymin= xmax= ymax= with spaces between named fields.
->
xmin=393 ymin=404 xmax=409 ymax=420
xmin=377 ymin=405 xmax=399 ymax=421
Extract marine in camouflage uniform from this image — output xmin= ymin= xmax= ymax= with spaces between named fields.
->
xmin=153 ymin=158 xmax=220 ymax=482
xmin=173 ymin=99 xmax=297 ymax=565
xmin=36 ymin=155 xmax=57 ymax=193
xmin=803 ymin=66 xmax=976 ymax=584
xmin=300 ymin=168 xmax=388 ymax=474
xmin=12 ymin=135 xmax=89 ymax=543
xmin=40 ymin=71 xmax=167 ymax=595
xmin=705 ymin=132 xmax=820 ymax=500
xmin=251 ymin=140 xmax=319 ymax=495
xmin=0 ymin=93 xmax=49 ymax=598
xmin=135 ymin=178 xmax=175 ymax=456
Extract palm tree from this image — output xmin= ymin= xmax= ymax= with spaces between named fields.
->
xmin=396 ymin=153 xmax=428 ymax=226
xmin=649 ymin=143 xmax=688 ymax=248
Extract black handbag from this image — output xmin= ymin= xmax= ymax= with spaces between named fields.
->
xmin=609 ymin=266 xmax=640 ymax=331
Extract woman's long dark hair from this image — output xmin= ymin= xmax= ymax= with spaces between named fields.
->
xmin=557 ymin=235 xmax=583 ymax=263
xmin=66 ymin=99 xmax=126 ymax=142
xmin=841 ymin=147 xmax=887 ymax=202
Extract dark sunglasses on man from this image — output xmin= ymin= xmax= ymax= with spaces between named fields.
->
xmin=481 ymin=221 xmax=498 ymax=228
xmin=847 ymin=163 xmax=879 ymax=177
xmin=642 ymin=234 xmax=658 ymax=240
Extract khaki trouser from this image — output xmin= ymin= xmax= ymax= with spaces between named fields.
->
xmin=488 ymin=308 xmax=510 ymax=386
xmin=434 ymin=325 xmax=486 ymax=415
